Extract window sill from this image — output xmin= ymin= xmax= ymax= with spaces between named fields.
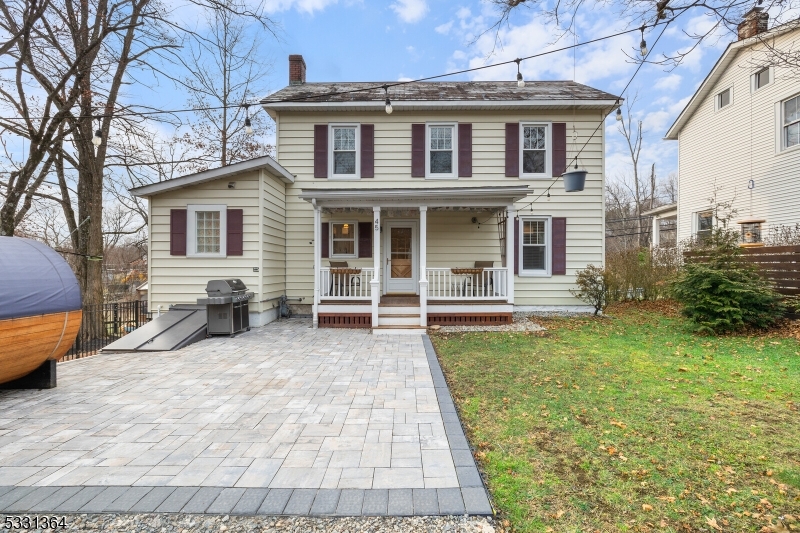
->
xmin=520 ymin=175 xmax=551 ymax=180
xmin=425 ymin=175 xmax=458 ymax=180
xmin=778 ymin=143 xmax=800 ymax=156
xmin=329 ymin=176 xmax=361 ymax=181
xmin=518 ymin=271 xmax=551 ymax=278
xmin=187 ymin=253 xmax=228 ymax=259
xmin=330 ymin=255 xmax=358 ymax=260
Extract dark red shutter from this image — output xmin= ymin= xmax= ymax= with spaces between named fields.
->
xmin=170 ymin=209 xmax=187 ymax=256
xmin=514 ymin=218 xmax=519 ymax=275
xmin=505 ymin=123 xmax=519 ymax=177
xmin=314 ymin=125 xmax=328 ymax=178
xmin=458 ymin=123 xmax=472 ymax=177
xmin=552 ymin=217 xmax=567 ymax=275
xmin=411 ymin=123 xmax=425 ymax=177
xmin=361 ymin=124 xmax=374 ymax=178
xmin=321 ymin=222 xmax=329 ymax=259
xmin=226 ymin=209 xmax=243 ymax=256
xmin=358 ymin=222 xmax=372 ymax=258
xmin=552 ymin=123 xmax=567 ymax=177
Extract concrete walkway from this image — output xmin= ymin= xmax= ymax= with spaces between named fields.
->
xmin=0 ymin=320 xmax=490 ymax=516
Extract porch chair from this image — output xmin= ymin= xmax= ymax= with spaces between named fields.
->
xmin=474 ymin=261 xmax=494 ymax=297
xmin=328 ymin=261 xmax=361 ymax=297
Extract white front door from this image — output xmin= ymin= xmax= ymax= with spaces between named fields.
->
xmin=383 ymin=220 xmax=418 ymax=294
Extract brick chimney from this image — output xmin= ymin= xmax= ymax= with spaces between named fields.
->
xmin=737 ymin=8 xmax=769 ymax=40
xmin=289 ymin=55 xmax=306 ymax=85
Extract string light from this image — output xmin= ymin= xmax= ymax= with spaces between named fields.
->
xmin=384 ymin=86 xmax=393 ymax=114
xmin=616 ymin=107 xmax=623 ymax=121
xmin=515 ymin=59 xmax=525 ymax=88
xmin=92 ymin=117 xmax=102 ymax=147
xmin=640 ymin=25 xmax=648 ymax=56
xmin=243 ymin=104 xmax=253 ymax=135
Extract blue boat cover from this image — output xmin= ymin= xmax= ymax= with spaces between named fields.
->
xmin=0 ymin=237 xmax=82 ymax=320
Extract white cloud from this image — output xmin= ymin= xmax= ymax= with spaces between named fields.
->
xmin=653 ymin=73 xmax=682 ymax=91
xmin=435 ymin=21 xmax=453 ymax=35
xmin=406 ymin=45 xmax=415 ymax=53
xmin=262 ymin=0 xmax=340 ymax=13
xmin=397 ymin=76 xmax=414 ymax=82
xmin=390 ymin=0 xmax=428 ymax=23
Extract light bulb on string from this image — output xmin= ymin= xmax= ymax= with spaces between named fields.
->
xmin=243 ymin=104 xmax=253 ymax=135
xmin=515 ymin=59 xmax=525 ymax=88
xmin=639 ymin=25 xmax=648 ymax=57
xmin=616 ymin=107 xmax=623 ymax=121
xmin=384 ymin=86 xmax=393 ymax=114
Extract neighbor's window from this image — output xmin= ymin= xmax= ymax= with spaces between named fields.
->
xmin=331 ymin=222 xmax=357 ymax=257
xmin=331 ymin=125 xmax=359 ymax=178
xmin=187 ymin=204 xmax=227 ymax=257
xmin=716 ymin=88 xmax=731 ymax=110
xmin=521 ymin=124 xmax=549 ymax=176
xmin=754 ymin=68 xmax=770 ymax=90
xmin=426 ymin=124 xmax=457 ymax=178
xmin=784 ymin=95 xmax=800 ymax=149
xmin=696 ymin=210 xmax=713 ymax=242
xmin=520 ymin=218 xmax=549 ymax=275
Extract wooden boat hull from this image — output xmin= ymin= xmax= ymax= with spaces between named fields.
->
xmin=0 ymin=310 xmax=82 ymax=384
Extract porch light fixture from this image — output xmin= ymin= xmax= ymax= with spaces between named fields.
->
xmin=243 ymin=104 xmax=253 ymax=135
xmin=639 ymin=25 xmax=648 ymax=57
xmin=92 ymin=117 xmax=103 ymax=147
xmin=384 ymin=86 xmax=393 ymax=114
xmin=515 ymin=59 xmax=525 ymax=88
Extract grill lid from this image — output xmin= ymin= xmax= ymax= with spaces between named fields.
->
xmin=205 ymin=279 xmax=248 ymax=296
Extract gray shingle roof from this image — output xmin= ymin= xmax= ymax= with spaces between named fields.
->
xmin=262 ymin=81 xmax=619 ymax=104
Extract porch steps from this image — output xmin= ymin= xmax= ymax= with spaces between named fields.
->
xmin=372 ymin=325 xmax=426 ymax=335
xmin=378 ymin=313 xmax=420 ymax=326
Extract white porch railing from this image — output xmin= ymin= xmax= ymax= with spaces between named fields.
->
xmin=425 ymin=268 xmax=508 ymax=300
xmin=320 ymin=267 xmax=374 ymax=300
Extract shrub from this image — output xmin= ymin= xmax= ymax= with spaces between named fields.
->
xmin=672 ymin=228 xmax=785 ymax=334
xmin=605 ymin=246 xmax=681 ymax=302
xmin=571 ymin=265 xmax=610 ymax=315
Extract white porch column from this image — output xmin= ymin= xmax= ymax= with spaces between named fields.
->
xmin=371 ymin=206 xmax=381 ymax=328
xmin=506 ymin=205 xmax=516 ymax=304
xmin=418 ymin=206 xmax=428 ymax=328
xmin=651 ymin=215 xmax=660 ymax=248
xmin=313 ymin=203 xmax=321 ymax=328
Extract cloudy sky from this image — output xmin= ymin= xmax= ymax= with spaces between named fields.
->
xmin=236 ymin=0 xmax=749 ymax=184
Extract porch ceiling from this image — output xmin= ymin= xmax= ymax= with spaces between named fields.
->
xmin=299 ymin=185 xmax=531 ymax=209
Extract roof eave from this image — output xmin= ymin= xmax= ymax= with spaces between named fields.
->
xmin=299 ymin=185 xmax=532 ymax=207
xmin=261 ymin=99 xmax=621 ymax=112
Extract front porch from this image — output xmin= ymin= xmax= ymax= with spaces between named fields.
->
xmin=300 ymin=186 xmax=530 ymax=333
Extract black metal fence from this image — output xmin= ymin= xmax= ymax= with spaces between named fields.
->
xmin=62 ymin=301 xmax=151 ymax=361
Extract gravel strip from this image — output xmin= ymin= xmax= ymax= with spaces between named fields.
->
xmin=18 ymin=513 xmax=497 ymax=532
xmin=431 ymin=313 xmax=545 ymax=333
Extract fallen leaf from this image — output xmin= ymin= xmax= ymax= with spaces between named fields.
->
xmin=642 ymin=504 xmax=653 ymax=511
xmin=706 ymin=516 xmax=722 ymax=531
xmin=678 ymin=367 xmax=689 ymax=372
xmin=726 ymin=488 xmax=739 ymax=494
xmin=555 ymin=509 xmax=565 ymax=519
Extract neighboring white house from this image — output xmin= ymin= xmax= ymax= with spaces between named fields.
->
xmin=132 ymin=55 xmax=619 ymax=332
xmin=665 ymin=10 xmax=800 ymax=245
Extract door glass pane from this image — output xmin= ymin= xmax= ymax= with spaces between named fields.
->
xmin=390 ymin=227 xmax=412 ymax=279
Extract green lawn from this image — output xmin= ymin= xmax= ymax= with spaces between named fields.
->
xmin=432 ymin=303 xmax=800 ymax=532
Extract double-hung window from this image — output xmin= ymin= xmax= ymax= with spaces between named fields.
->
xmin=696 ymin=210 xmax=713 ymax=242
xmin=716 ymin=87 xmax=732 ymax=110
xmin=784 ymin=94 xmax=800 ymax=149
xmin=426 ymin=123 xmax=457 ymax=178
xmin=187 ymin=204 xmax=227 ymax=257
xmin=520 ymin=123 xmax=550 ymax=177
xmin=331 ymin=222 xmax=357 ymax=257
xmin=330 ymin=125 xmax=359 ymax=178
xmin=519 ymin=217 xmax=550 ymax=276
xmin=753 ymin=67 xmax=771 ymax=90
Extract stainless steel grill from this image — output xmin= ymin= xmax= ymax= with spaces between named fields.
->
xmin=197 ymin=279 xmax=254 ymax=336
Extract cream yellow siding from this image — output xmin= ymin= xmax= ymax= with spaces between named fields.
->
xmin=277 ymin=109 xmax=607 ymax=307
xmin=260 ymin=169 xmax=287 ymax=309
xmin=676 ymin=30 xmax=800 ymax=242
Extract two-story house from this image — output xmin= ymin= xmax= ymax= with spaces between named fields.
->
xmin=665 ymin=10 xmax=800 ymax=245
xmin=133 ymin=55 xmax=619 ymax=333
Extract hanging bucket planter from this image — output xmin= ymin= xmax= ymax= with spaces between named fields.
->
xmin=562 ymin=168 xmax=587 ymax=192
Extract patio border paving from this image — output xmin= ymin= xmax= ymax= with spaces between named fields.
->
xmin=0 ymin=334 xmax=492 ymax=517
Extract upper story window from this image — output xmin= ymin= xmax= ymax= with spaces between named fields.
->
xmin=696 ymin=210 xmax=713 ymax=242
xmin=331 ymin=221 xmax=357 ymax=257
xmin=330 ymin=124 xmax=359 ymax=179
xmin=521 ymin=123 xmax=550 ymax=177
xmin=784 ymin=94 xmax=800 ymax=149
xmin=187 ymin=204 xmax=227 ymax=258
xmin=519 ymin=217 xmax=550 ymax=276
xmin=753 ymin=67 xmax=771 ymax=90
xmin=716 ymin=87 xmax=732 ymax=110
xmin=426 ymin=123 xmax=457 ymax=178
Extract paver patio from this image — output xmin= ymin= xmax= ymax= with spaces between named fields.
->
xmin=0 ymin=320 xmax=490 ymax=516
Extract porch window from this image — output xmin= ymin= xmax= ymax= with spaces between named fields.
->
xmin=696 ymin=210 xmax=713 ymax=242
xmin=426 ymin=123 xmax=457 ymax=178
xmin=519 ymin=217 xmax=550 ymax=275
xmin=331 ymin=222 xmax=357 ymax=257
xmin=330 ymin=125 xmax=360 ymax=178
xmin=520 ymin=124 xmax=549 ymax=177
xmin=187 ymin=204 xmax=227 ymax=257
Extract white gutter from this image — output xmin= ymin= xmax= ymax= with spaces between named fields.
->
xmin=261 ymin=99 xmax=620 ymax=111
